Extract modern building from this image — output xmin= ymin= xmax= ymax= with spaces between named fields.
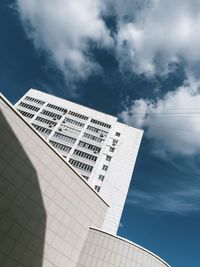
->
xmin=0 ymin=92 xmax=171 ymax=267
xmin=15 ymin=89 xmax=143 ymax=234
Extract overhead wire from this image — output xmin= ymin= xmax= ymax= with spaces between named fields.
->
xmin=126 ymin=110 xmax=200 ymax=118
xmin=146 ymin=125 xmax=200 ymax=133
xmin=124 ymin=108 xmax=200 ymax=132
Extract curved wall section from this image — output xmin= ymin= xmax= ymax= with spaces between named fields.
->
xmin=77 ymin=227 xmax=170 ymax=267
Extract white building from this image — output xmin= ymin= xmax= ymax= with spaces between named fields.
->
xmin=1 ymin=92 xmax=170 ymax=267
xmin=15 ymin=89 xmax=143 ymax=234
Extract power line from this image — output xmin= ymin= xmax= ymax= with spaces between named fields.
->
xmin=129 ymin=112 xmax=200 ymax=115
xmin=127 ymin=115 xmax=200 ymax=119
xmin=148 ymin=125 xmax=200 ymax=133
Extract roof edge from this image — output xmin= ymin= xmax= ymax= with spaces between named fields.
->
xmin=89 ymin=227 xmax=171 ymax=267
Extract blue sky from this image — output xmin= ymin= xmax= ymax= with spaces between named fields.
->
xmin=1 ymin=0 xmax=200 ymax=266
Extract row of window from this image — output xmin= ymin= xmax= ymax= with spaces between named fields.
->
xmin=95 ymin=173 xmax=107 ymax=192
xmin=47 ymin=103 xmax=66 ymax=113
xmin=18 ymin=109 xmax=34 ymax=119
xmin=41 ymin=109 xmax=62 ymax=120
xmin=90 ymin=119 xmax=111 ymax=129
xmin=69 ymin=159 xmax=93 ymax=173
xmin=32 ymin=124 xmax=52 ymax=135
xmin=73 ymin=149 xmax=97 ymax=162
xmin=49 ymin=140 xmax=71 ymax=153
xmin=35 ymin=116 xmax=57 ymax=126
xmin=53 ymin=132 xmax=76 ymax=144
xmin=94 ymin=155 xmax=111 ymax=192
xmin=83 ymin=132 xmax=104 ymax=143
xmin=68 ymin=110 xmax=88 ymax=121
xmin=60 ymin=125 xmax=80 ymax=136
xmin=19 ymin=102 xmax=40 ymax=112
xmin=63 ymin=117 xmax=85 ymax=127
xmin=78 ymin=141 xmax=101 ymax=153
xmin=25 ymin=96 xmax=45 ymax=105
xmin=87 ymin=125 xmax=108 ymax=137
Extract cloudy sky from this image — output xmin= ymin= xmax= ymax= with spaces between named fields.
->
xmin=1 ymin=0 xmax=200 ymax=266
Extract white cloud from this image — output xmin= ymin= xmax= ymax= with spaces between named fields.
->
xmin=16 ymin=0 xmax=113 ymax=85
xmin=120 ymin=78 xmax=200 ymax=156
xmin=16 ymin=0 xmax=200 ymax=84
xmin=116 ymin=0 xmax=200 ymax=75
xmin=127 ymin=185 xmax=200 ymax=214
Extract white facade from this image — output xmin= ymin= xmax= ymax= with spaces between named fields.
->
xmin=0 ymin=94 xmax=108 ymax=267
xmin=15 ymin=89 xmax=143 ymax=234
xmin=77 ymin=227 xmax=170 ymax=267
xmin=1 ymin=92 xmax=170 ymax=267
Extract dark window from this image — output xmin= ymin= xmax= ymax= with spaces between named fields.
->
xmin=98 ymin=175 xmax=105 ymax=181
xmin=109 ymin=147 xmax=115 ymax=152
xmin=106 ymin=155 xmax=112 ymax=161
xmin=102 ymin=165 xmax=108 ymax=171
xmin=95 ymin=185 xmax=101 ymax=192
xmin=68 ymin=111 xmax=88 ymax=120
xmin=69 ymin=159 xmax=93 ymax=173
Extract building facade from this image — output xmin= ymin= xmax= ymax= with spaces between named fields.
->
xmin=0 ymin=93 xmax=108 ymax=267
xmin=15 ymin=89 xmax=143 ymax=234
xmin=0 ymin=93 xmax=170 ymax=267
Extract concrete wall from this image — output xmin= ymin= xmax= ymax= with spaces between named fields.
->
xmin=0 ymin=95 xmax=108 ymax=267
xmin=77 ymin=228 xmax=170 ymax=267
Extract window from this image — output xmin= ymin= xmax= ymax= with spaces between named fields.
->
xmin=68 ymin=110 xmax=88 ymax=120
xmin=69 ymin=159 xmax=93 ymax=173
xmin=83 ymin=132 xmax=104 ymax=143
xmin=47 ymin=103 xmax=66 ymax=113
xmin=112 ymin=139 xmax=118 ymax=146
xmin=109 ymin=147 xmax=115 ymax=152
xmin=102 ymin=165 xmax=108 ymax=171
xmin=87 ymin=125 xmax=108 ymax=137
xmin=82 ymin=175 xmax=89 ymax=181
xmin=53 ymin=132 xmax=76 ymax=144
xmin=115 ymin=132 xmax=121 ymax=137
xmin=95 ymin=185 xmax=101 ymax=192
xmin=25 ymin=96 xmax=45 ymax=105
xmin=41 ymin=109 xmax=62 ymax=120
xmin=106 ymin=155 xmax=111 ymax=161
xmin=90 ymin=119 xmax=111 ymax=129
xmin=78 ymin=141 xmax=101 ymax=153
xmin=19 ymin=102 xmax=40 ymax=112
xmin=98 ymin=175 xmax=105 ymax=181
xmin=32 ymin=124 xmax=52 ymax=135
xmin=35 ymin=116 xmax=57 ymax=126
xmin=63 ymin=117 xmax=85 ymax=127
xmin=61 ymin=125 xmax=80 ymax=136
xmin=18 ymin=110 xmax=34 ymax=118
xmin=73 ymin=149 xmax=97 ymax=162
xmin=49 ymin=140 xmax=71 ymax=153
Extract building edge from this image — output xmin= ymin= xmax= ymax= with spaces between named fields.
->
xmin=89 ymin=227 xmax=171 ymax=267
xmin=0 ymin=92 xmax=109 ymax=207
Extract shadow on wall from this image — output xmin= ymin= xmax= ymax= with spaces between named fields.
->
xmin=0 ymin=110 xmax=46 ymax=266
